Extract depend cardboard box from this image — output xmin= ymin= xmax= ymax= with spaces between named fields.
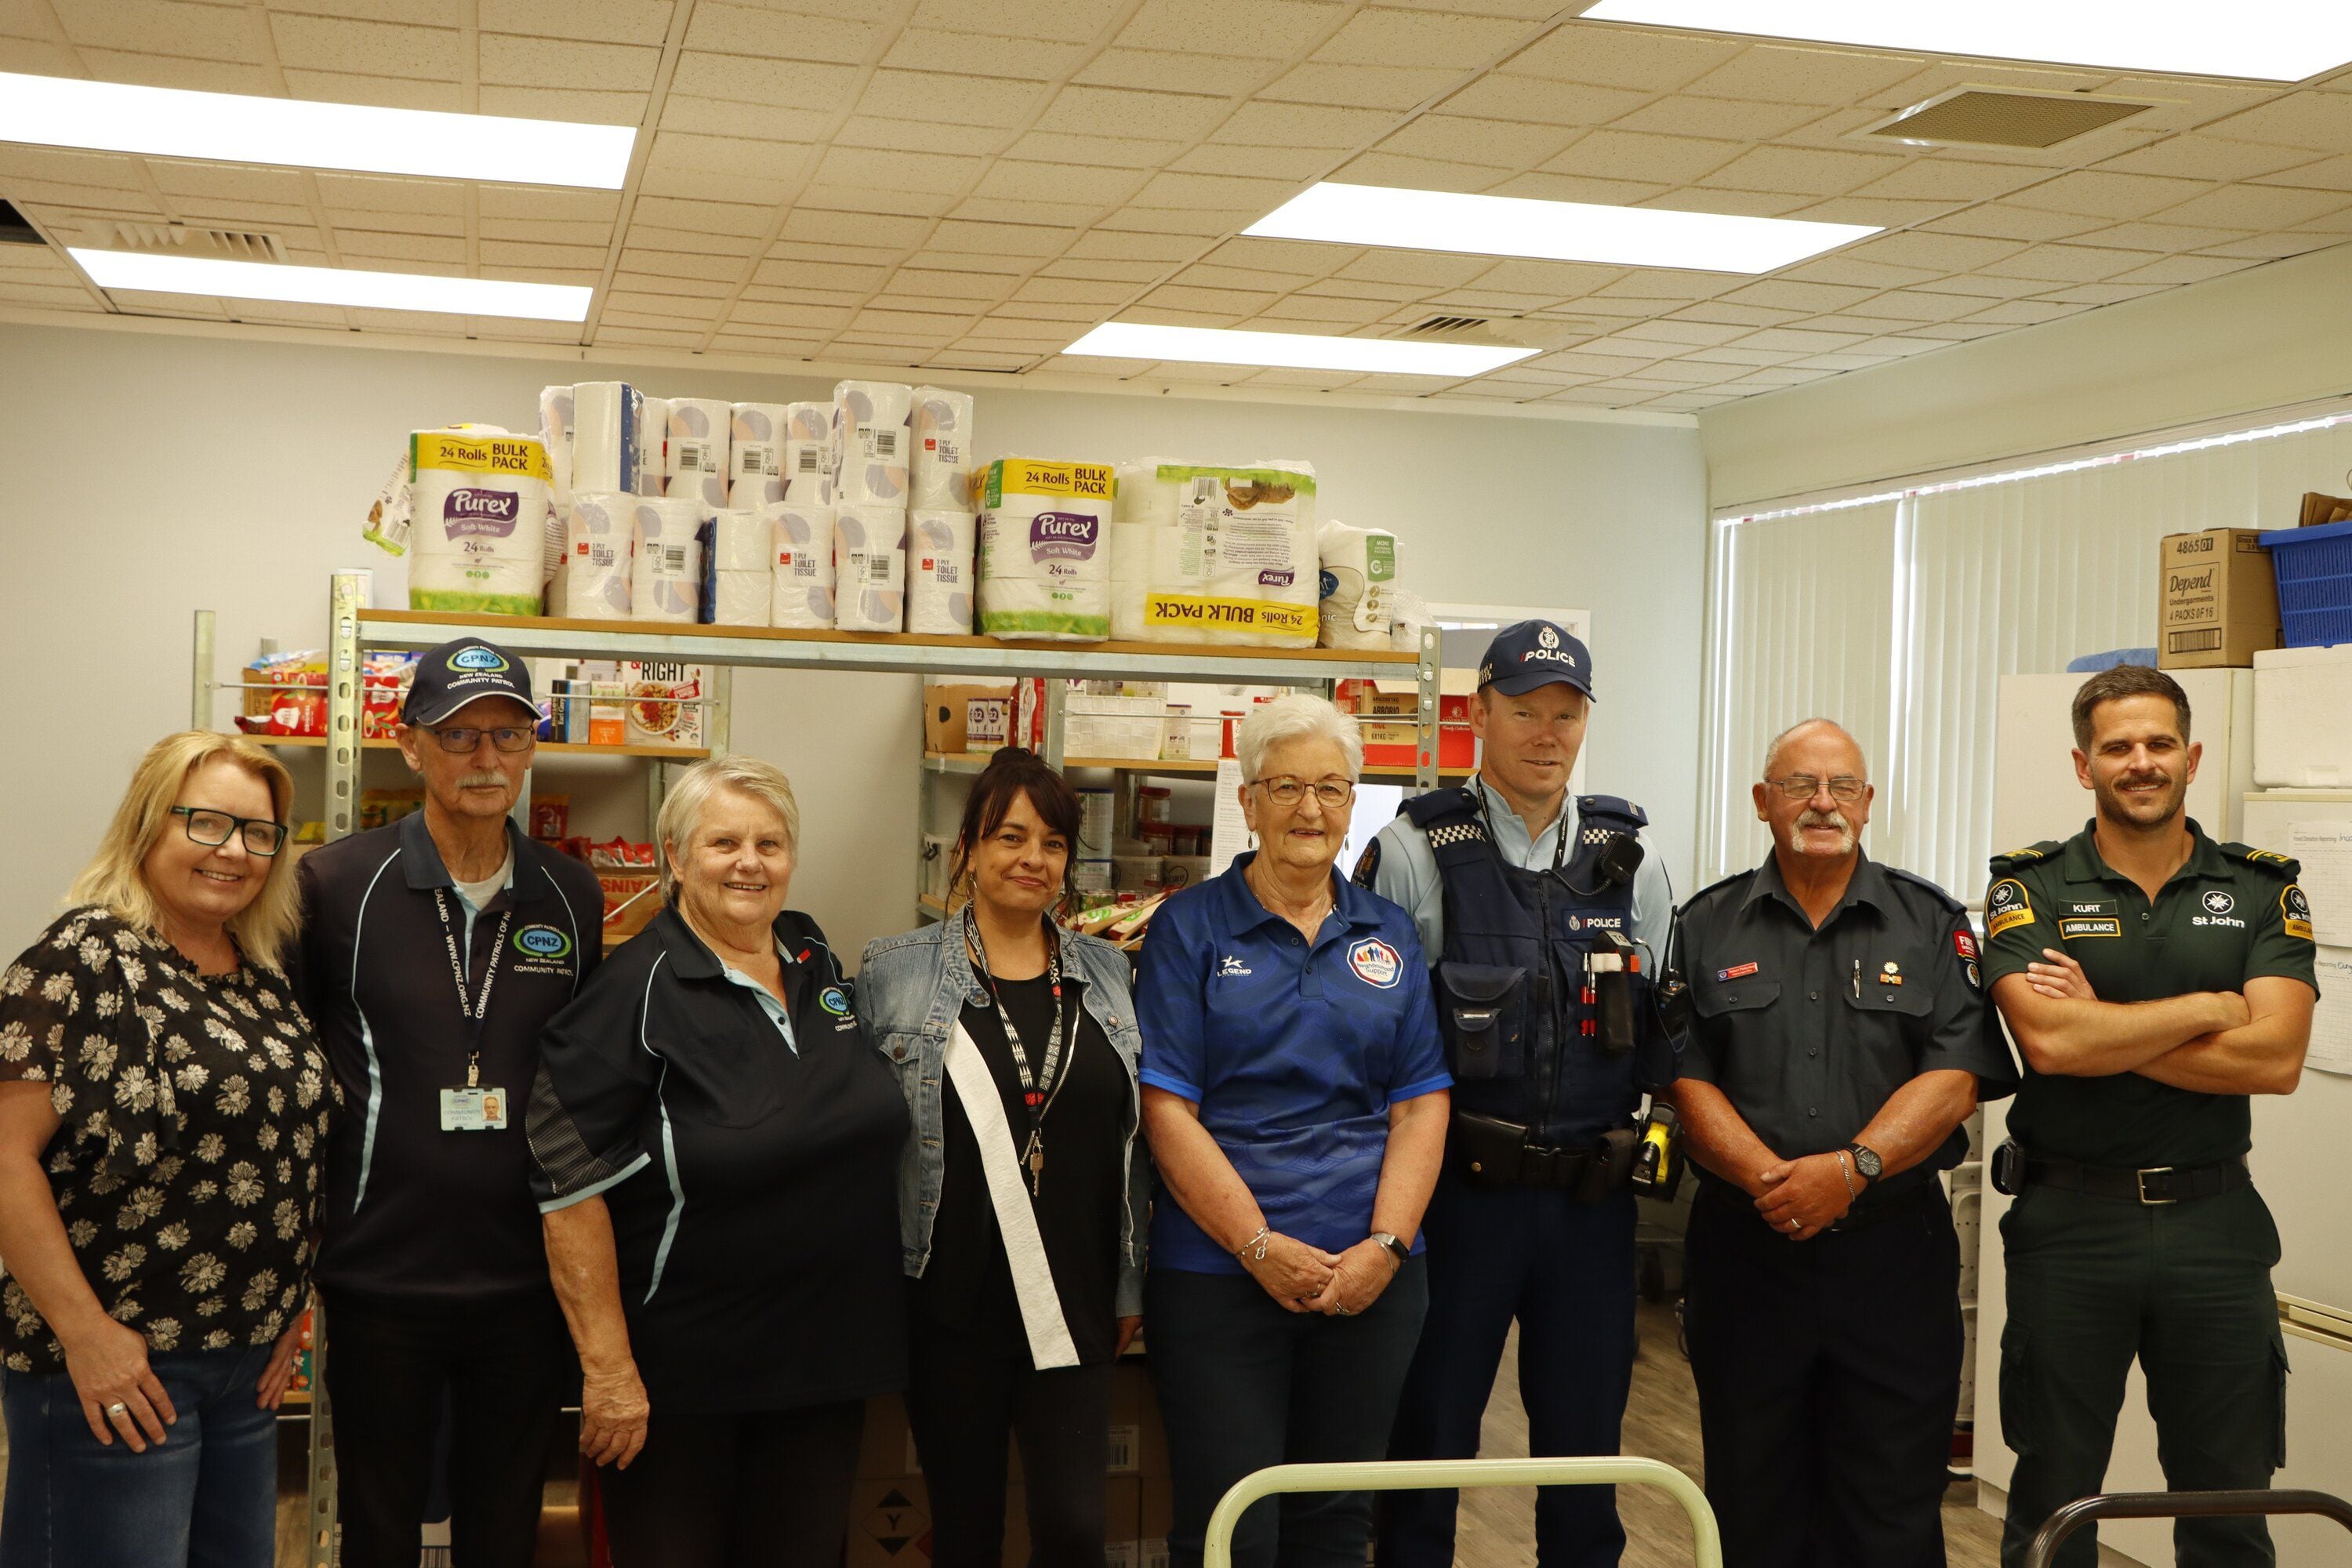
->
xmin=2158 ymin=528 xmax=2281 ymax=669
xmin=922 ymin=683 xmax=1013 ymax=754
xmin=622 ymin=661 xmax=707 ymax=747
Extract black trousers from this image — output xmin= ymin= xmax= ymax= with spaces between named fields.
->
xmin=320 ymin=1287 xmax=574 ymax=1568
xmin=904 ymin=1312 xmax=1112 ymax=1568
xmin=1684 ymin=1185 xmax=1964 ymax=1568
xmin=601 ymin=1398 xmax=865 ymax=1568
xmin=1146 ymin=1261 xmax=1428 ymax=1568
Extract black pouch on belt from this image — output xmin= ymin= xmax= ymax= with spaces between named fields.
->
xmin=1450 ymin=1111 xmax=1531 ymax=1189
xmin=1577 ymin=1127 xmax=1639 ymax=1203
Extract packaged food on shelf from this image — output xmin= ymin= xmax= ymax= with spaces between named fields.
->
xmin=528 ymin=795 xmax=569 ymax=842
xmin=361 ymin=651 xmax=417 ymax=739
xmin=358 ymin=789 xmax=423 ymax=832
xmin=622 ymin=662 xmax=706 ymax=748
xmin=1336 ymin=673 xmax=1478 ymax=770
xmin=1160 ymin=856 xmax=1211 ymax=891
xmin=579 ymin=661 xmax=627 ymax=746
xmin=266 ymin=651 xmax=327 ymax=737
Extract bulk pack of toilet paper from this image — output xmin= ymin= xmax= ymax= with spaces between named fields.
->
xmin=1317 ymin=520 xmax=1400 ymax=650
xmin=406 ymin=430 xmax=554 ymax=617
xmin=976 ymin=458 xmax=1114 ymax=641
xmin=834 ymin=501 xmax=907 ymax=633
xmin=570 ymin=383 xmax=640 ymax=497
xmin=784 ymin=401 xmax=833 ymax=505
xmin=699 ymin=508 xmax=776 ymax=626
xmin=563 ymin=495 xmax=636 ymax=619
xmin=833 ymin=380 xmax=912 ymax=506
xmin=666 ymin=397 xmax=731 ymax=508
xmin=1110 ymin=460 xmax=1319 ymax=647
xmin=631 ymin=496 xmax=706 ymax=623
xmin=539 ymin=386 xmax=575 ymax=500
xmin=771 ymin=500 xmax=837 ymax=630
xmin=906 ymin=509 xmax=976 ymax=635
xmin=728 ymin=402 xmax=788 ymax=510
xmin=910 ymin=387 xmax=974 ymax=511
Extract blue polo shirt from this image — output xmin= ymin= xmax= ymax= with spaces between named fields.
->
xmin=1136 ymin=851 xmax=1450 ymax=1275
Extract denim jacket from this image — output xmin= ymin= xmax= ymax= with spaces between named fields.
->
xmin=859 ymin=920 xmax=1152 ymax=1319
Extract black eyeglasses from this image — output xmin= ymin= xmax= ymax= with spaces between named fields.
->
xmin=423 ymin=725 xmax=535 ymax=754
xmin=170 ymin=807 xmax=288 ymax=856
xmin=1252 ymin=776 xmax=1356 ymax=808
xmin=1767 ymin=775 xmax=1867 ymax=802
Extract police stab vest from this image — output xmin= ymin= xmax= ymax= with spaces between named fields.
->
xmin=1401 ymin=787 xmax=1668 ymax=1142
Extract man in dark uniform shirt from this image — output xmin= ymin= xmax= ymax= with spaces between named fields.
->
xmin=1984 ymin=665 xmax=2317 ymax=1568
xmin=1673 ymin=717 xmax=2016 ymax=1568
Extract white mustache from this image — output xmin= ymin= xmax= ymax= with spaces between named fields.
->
xmin=1797 ymin=808 xmax=1849 ymax=833
xmin=455 ymin=771 xmax=506 ymax=789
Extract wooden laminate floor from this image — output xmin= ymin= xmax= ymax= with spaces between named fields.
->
xmin=1458 ymin=1299 xmax=2004 ymax=1568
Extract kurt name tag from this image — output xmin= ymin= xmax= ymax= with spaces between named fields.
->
xmin=440 ymin=1086 xmax=510 ymax=1132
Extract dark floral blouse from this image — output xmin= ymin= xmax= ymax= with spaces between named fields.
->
xmin=0 ymin=906 xmax=336 ymax=1374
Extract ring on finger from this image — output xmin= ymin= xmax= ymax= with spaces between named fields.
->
xmin=106 ymin=1401 xmax=129 ymax=1417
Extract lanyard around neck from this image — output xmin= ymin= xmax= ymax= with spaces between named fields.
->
xmin=432 ymin=888 xmax=510 ymax=1088
xmin=961 ymin=906 xmax=1075 ymax=1123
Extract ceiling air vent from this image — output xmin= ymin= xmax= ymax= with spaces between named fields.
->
xmin=1861 ymin=86 xmax=2158 ymax=150
xmin=1395 ymin=314 xmax=1494 ymax=339
xmin=1388 ymin=314 xmax=1598 ymax=351
xmin=0 ymin=201 xmax=42 ymax=246
xmin=107 ymin=221 xmax=287 ymax=263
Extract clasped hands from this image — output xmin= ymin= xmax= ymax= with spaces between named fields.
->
xmin=1240 ymin=1229 xmax=1399 ymax=1316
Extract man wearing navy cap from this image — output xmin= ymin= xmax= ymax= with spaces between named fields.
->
xmin=1363 ymin=622 xmax=1676 ymax=1568
xmin=293 ymin=639 xmax=603 ymax=1568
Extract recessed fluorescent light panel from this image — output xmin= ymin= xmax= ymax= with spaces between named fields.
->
xmin=1244 ymin=183 xmax=1876 ymax=274
xmin=1065 ymin=322 xmax=1535 ymax=377
xmin=1580 ymin=1 xmax=2352 ymax=83
xmin=0 ymin=72 xmax=634 ymax=188
xmin=69 ymin=249 xmax=593 ymax=322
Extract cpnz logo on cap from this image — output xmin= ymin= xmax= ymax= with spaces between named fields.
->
xmin=1348 ymin=938 xmax=1403 ymax=989
xmin=451 ymin=646 xmax=510 ymax=673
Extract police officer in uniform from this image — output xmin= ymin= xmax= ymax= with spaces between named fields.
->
xmin=1362 ymin=621 xmax=1675 ymax=1568
xmin=1984 ymin=665 xmax=2318 ymax=1568
xmin=1671 ymin=718 xmax=2016 ymax=1567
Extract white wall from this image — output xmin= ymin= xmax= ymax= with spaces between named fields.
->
xmin=0 ymin=320 xmax=1705 ymax=964
xmin=1699 ymin=238 xmax=2352 ymax=511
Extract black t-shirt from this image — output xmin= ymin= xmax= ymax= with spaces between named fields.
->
xmin=913 ymin=970 xmax=1126 ymax=1365
xmin=529 ymin=907 xmax=909 ymax=1414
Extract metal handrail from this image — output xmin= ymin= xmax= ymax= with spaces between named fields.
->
xmin=2023 ymin=1488 xmax=2352 ymax=1568
xmin=1203 ymin=1456 xmax=1720 ymax=1568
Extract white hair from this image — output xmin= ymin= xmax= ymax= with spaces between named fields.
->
xmin=1761 ymin=718 xmax=1866 ymax=782
xmin=655 ymin=755 xmax=800 ymax=901
xmin=1236 ymin=693 xmax=1363 ymax=783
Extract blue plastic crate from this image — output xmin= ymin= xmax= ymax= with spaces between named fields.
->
xmin=2259 ymin=518 xmax=2352 ymax=648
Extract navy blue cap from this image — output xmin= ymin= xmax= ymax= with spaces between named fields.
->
xmin=401 ymin=638 xmax=535 ymax=725
xmin=1478 ymin=620 xmax=1594 ymax=699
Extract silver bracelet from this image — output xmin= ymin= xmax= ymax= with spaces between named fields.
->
xmin=1836 ymin=1150 xmax=1857 ymax=1201
xmin=1235 ymin=1226 xmax=1272 ymax=1262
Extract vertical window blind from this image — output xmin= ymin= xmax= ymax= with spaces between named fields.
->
xmin=1700 ymin=407 xmax=2352 ymax=903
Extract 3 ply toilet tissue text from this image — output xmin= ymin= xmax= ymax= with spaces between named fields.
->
xmin=910 ymin=387 xmax=974 ymax=511
xmin=906 ymin=509 xmax=976 ymax=634
xmin=770 ymin=499 xmax=837 ymax=629
xmin=564 ymin=494 xmax=634 ymax=619
xmin=834 ymin=501 xmax=906 ymax=633
xmin=631 ymin=496 xmax=706 ymax=623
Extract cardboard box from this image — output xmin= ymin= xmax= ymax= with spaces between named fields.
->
xmin=923 ymin=683 xmax=1013 ymax=755
xmin=1138 ymin=1469 xmax=1173 ymax=1568
xmin=1338 ymin=673 xmax=1478 ymax=769
xmin=597 ymin=871 xmax=660 ymax=938
xmin=1111 ymin=1361 xmax=1167 ymax=1479
xmin=847 ymin=1475 xmax=933 ymax=1568
xmin=622 ymin=662 xmax=707 ymax=747
xmin=2158 ymin=528 xmax=2281 ymax=669
xmin=858 ymin=1395 xmax=916 ymax=1479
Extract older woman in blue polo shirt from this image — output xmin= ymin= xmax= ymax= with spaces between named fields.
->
xmin=1138 ymin=694 xmax=1451 ymax=1568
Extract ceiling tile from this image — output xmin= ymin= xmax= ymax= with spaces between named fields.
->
xmin=2205 ymin=95 xmax=2352 ymax=154
xmin=1170 ymin=143 xmax=1334 ymax=180
xmin=1544 ymin=129 xmax=1741 ymax=185
xmin=1214 ymin=100 xmax=1398 ymax=149
xmin=1777 ymin=256 xmax=1941 ymax=289
xmin=1040 ymin=85 xmax=1233 ymax=140
xmin=1609 ymin=96 xmax=1828 ymax=143
xmin=61 ymin=0 xmax=267 ymax=61
xmin=1313 ymin=8 xmax=1530 ymax=71
xmin=1696 ymin=143 xmax=1903 ymax=197
xmin=1379 ymin=113 xmax=1577 ymax=169
xmin=269 ymin=13 xmax=458 ymax=77
xmin=1116 ymin=0 xmax=1343 ymax=57
xmin=2107 ymin=252 xmax=2269 ymax=285
xmin=1640 ymin=186 xmax=1813 ymax=218
xmin=1073 ymin=48 xmax=1239 ymax=91
xmin=1261 ymin=61 xmax=1458 ymax=111
xmin=1131 ymin=169 xmax=1296 ymax=212
xmin=1335 ymin=249 xmax=1493 ymax=287
xmin=478 ymin=0 xmax=671 ymax=46
xmin=2095 ymin=136 xmax=2321 ymax=184
xmin=877 ymin=27 xmax=1084 ymax=78
xmin=931 ymin=217 xmax=1084 ymax=256
xmin=909 ymin=0 xmax=1123 ymax=42
xmin=684 ymin=4 xmax=881 ymax=64
xmin=1439 ymin=74 xmax=1654 ymax=127
xmin=1004 ymin=131 xmax=1188 ymax=169
xmin=1691 ymin=42 xmax=1927 ymax=105
xmin=858 ymin=69 xmax=1048 ymax=129
xmin=669 ymin=54 xmax=861 ymax=111
xmin=973 ymin=159 xmax=1141 ymax=205
xmin=1973 ymin=243 xmax=2147 ymax=283
xmin=2074 ymin=219 xmax=2247 ymax=252
xmin=814 ymin=143 xmax=982 ymax=196
xmin=74 ymin=51 xmax=278 ymax=94
xmin=285 ymin=64 xmax=466 ymax=107
xmin=1505 ymin=23 xmax=1743 ymax=92
xmin=2035 ymin=281 xmax=2169 ymax=305
xmin=1919 ymin=204 xmax=2107 ymax=242
xmin=1846 ymin=157 xmax=2042 ymax=203
xmin=2003 ymin=169 xmax=2209 ymax=220
xmin=2151 ymin=183 xmax=2350 ymax=230
xmin=1720 ymin=278 xmax=1875 ymax=313
xmin=1486 ymin=171 xmax=1671 ymax=205
xmin=481 ymin=34 xmax=657 ymax=90
xmin=479 ymin=85 xmax=647 ymax=122
xmin=1333 ymin=151 xmax=1499 ymax=193
xmin=1665 ymin=300 xmax=1808 ymax=328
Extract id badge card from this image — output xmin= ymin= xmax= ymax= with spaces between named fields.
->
xmin=440 ymin=1085 xmax=510 ymax=1132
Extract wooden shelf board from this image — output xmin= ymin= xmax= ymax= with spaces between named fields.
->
xmin=928 ymin=751 xmax=1470 ymax=781
xmin=248 ymin=735 xmax=707 ymax=760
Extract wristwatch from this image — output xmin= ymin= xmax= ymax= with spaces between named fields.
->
xmin=1370 ymin=1232 xmax=1410 ymax=1267
xmin=1844 ymin=1144 xmax=1882 ymax=1183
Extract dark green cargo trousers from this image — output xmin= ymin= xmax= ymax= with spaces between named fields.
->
xmin=1998 ymin=1181 xmax=2288 ymax=1568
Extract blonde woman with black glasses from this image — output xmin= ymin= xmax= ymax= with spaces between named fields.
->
xmin=0 ymin=731 xmax=330 ymax=1568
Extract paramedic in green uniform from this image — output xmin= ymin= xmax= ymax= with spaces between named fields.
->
xmin=1982 ymin=664 xmax=2318 ymax=1568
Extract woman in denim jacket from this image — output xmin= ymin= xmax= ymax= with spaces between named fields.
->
xmin=860 ymin=747 xmax=1152 ymax=1568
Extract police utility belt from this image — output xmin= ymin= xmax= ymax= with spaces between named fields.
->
xmin=1451 ymin=1110 xmax=1637 ymax=1201
xmin=1991 ymin=1139 xmax=2252 ymax=1206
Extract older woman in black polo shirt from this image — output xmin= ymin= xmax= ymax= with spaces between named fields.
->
xmin=526 ymin=756 xmax=909 ymax=1568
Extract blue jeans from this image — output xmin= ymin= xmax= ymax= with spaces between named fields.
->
xmin=1 ymin=1346 xmax=278 ymax=1568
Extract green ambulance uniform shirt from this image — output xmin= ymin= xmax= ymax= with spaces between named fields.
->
xmin=1980 ymin=818 xmax=2319 ymax=1170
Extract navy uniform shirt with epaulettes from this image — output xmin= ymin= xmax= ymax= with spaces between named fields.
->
xmin=1980 ymin=818 xmax=2320 ymax=1170
xmin=1673 ymin=848 xmax=2017 ymax=1207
